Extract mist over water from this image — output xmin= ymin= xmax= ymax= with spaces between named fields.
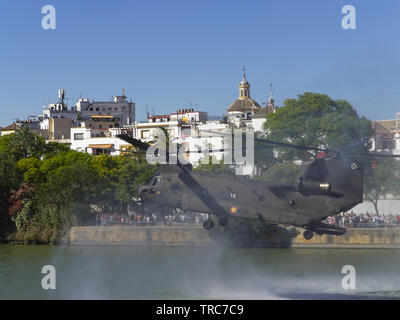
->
xmin=0 ymin=245 xmax=400 ymax=299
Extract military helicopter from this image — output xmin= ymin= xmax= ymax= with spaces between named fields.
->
xmin=118 ymin=132 xmax=400 ymax=240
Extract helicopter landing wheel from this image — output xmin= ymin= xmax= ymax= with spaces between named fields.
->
xmin=218 ymin=217 xmax=229 ymax=227
xmin=303 ymin=230 xmax=314 ymax=240
xmin=203 ymin=219 xmax=214 ymax=230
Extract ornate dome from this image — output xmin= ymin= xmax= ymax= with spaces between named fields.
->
xmin=227 ymin=98 xmax=262 ymax=112
xmin=227 ymin=70 xmax=261 ymax=113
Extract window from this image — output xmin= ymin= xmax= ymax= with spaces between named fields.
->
xmin=99 ymin=124 xmax=102 ymax=129
xmin=74 ymin=133 xmax=84 ymax=140
xmin=96 ymin=108 xmax=99 ymax=111
xmin=241 ymin=89 xmax=244 ymax=96
xmin=141 ymin=130 xmax=150 ymax=139
xmin=245 ymin=89 xmax=247 ymax=96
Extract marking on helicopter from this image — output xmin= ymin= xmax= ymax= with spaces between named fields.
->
xmin=229 ymin=206 xmax=248 ymax=215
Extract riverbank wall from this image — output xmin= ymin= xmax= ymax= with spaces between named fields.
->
xmin=68 ymin=226 xmax=400 ymax=248
xmin=69 ymin=226 xmax=214 ymax=246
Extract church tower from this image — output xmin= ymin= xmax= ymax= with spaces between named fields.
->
xmin=238 ymin=68 xmax=250 ymax=100
xmin=266 ymin=83 xmax=275 ymax=108
xmin=227 ymin=67 xmax=262 ymax=115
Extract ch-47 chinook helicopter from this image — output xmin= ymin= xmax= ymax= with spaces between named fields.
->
xmin=118 ymin=133 xmax=400 ymax=240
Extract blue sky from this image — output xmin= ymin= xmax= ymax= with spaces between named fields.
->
xmin=0 ymin=0 xmax=399 ymax=126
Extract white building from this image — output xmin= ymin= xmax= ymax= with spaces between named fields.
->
xmin=372 ymin=112 xmax=400 ymax=156
xmin=135 ymin=108 xmax=207 ymax=143
xmin=132 ymin=74 xmax=276 ymax=175
xmin=70 ymin=116 xmax=134 ymax=155
xmin=41 ymin=89 xmax=135 ymax=127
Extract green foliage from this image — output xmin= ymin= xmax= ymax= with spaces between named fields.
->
xmin=0 ymin=127 xmax=47 ymax=160
xmin=0 ymin=151 xmax=21 ymax=238
xmin=17 ymin=158 xmax=41 ymax=184
xmin=264 ymin=92 xmax=374 ymax=161
xmin=0 ymin=151 xmax=21 ymax=203
xmin=43 ymin=142 xmax=70 ymax=158
xmin=12 ymin=200 xmax=34 ymax=232
xmin=193 ymin=156 xmax=235 ymax=176
xmin=256 ymin=161 xmax=301 ymax=184
xmin=0 ymin=129 xmax=158 ymax=243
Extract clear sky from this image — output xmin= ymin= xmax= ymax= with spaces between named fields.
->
xmin=0 ymin=0 xmax=399 ymax=126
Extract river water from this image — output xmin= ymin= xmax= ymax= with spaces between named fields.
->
xmin=0 ymin=244 xmax=399 ymax=299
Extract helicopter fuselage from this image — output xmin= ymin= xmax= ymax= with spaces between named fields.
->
xmin=138 ymin=157 xmax=364 ymax=238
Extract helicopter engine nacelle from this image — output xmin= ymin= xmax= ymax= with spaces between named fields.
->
xmin=297 ymin=177 xmax=332 ymax=195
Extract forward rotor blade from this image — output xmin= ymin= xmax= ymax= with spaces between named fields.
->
xmin=348 ymin=152 xmax=400 ymax=158
xmin=199 ymin=130 xmax=332 ymax=153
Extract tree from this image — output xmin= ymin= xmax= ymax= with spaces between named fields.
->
xmin=193 ymin=157 xmax=235 ymax=176
xmin=0 ymin=127 xmax=47 ymax=160
xmin=260 ymin=161 xmax=301 ymax=184
xmin=364 ymin=158 xmax=400 ymax=215
xmin=264 ymin=93 xmax=374 ymax=161
xmin=0 ymin=151 xmax=21 ymax=238
xmin=90 ymin=154 xmax=122 ymax=213
xmin=114 ymin=157 xmax=157 ymax=205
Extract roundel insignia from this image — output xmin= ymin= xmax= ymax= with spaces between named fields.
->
xmin=350 ymin=162 xmax=358 ymax=170
xmin=230 ymin=206 xmax=238 ymax=214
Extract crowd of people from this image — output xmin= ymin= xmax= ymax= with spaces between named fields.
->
xmin=324 ymin=211 xmax=400 ymax=228
xmin=95 ymin=210 xmax=400 ymax=229
xmin=95 ymin=211 xmax=208 ymax=227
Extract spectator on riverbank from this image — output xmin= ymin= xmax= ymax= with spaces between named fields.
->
xmin=323 ymin=211 xmax=400 ymax=228
xmin=94 ymin=211 xmax=206 ymax=227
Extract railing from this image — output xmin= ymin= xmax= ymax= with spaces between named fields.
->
xmin=332 ymin=222 xmax=400 ymax=229
xmin=95 ymin=220 xmax=203 ymax=227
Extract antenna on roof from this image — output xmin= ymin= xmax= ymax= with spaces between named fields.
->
xmin=58 ymin=89 xmax=65 ymax=104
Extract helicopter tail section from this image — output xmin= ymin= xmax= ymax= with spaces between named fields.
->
xmin=299 ymin=157 xmax=364 ymax=212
